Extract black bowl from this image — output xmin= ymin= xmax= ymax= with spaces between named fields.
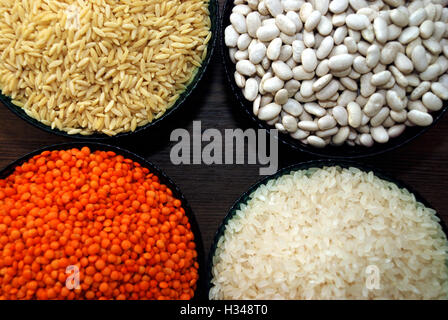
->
xmin=207 ymin=159 xmax=448 ymax=298
xmin=0 ymin=142 xmax=207 ymax=301
xmin=221 ymin=0 xmax=448 ymax=158
xmin=0 ymin=0 xmax=219 ymax=140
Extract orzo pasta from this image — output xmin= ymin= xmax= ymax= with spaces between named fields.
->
xmin=0 ymin=0 xmax=211 ymax=135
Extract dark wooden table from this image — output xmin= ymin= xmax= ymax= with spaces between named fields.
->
xmin=0 ymin=0 xmax=447 ymax=261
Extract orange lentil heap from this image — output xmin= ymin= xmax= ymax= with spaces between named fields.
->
xmin=0 ymin=147 xmax=199 ymax=300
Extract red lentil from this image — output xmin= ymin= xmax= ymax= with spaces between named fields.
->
xmin=0 ymin=147 xmax=199 ymax=300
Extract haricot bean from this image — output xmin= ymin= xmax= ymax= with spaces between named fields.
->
xmin=226 ymin=0 xmax=448 ymax=148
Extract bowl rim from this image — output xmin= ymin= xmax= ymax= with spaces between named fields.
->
xmin=0 ymin=141 xmax=207 ymax=300
xmin=0 ymin=0 xmax=219 ymax=141
xmin=207 ymin=159 xmax=448 ymax=297
xmin=220 ymin=0 xmax=448 ymax=159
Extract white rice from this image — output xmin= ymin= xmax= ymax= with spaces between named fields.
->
xmin=210 ymin=166 xmax=448 ymax=300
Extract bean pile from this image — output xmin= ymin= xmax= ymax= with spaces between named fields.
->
xmin=225 ymin=0 xmax=448 ymax=148
xmin=0 ymin=147 xmax=199 ymax=300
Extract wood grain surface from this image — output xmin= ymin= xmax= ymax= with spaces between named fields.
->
xmin=0 ymin=0 xmax=447 ymax=261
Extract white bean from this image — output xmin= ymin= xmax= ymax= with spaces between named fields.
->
xmin=328 ymin=54 xmax=354 ymax=71
xmin=265 ymin=0 xmax=283 ymax=17
xmin=419 ymin=63 xmax=441 ymax=81
xmin=353 ymin=56 xmax=370 ymax=74
xmin=275 ymin=123 xmax=287 ymax=133
xmin=333 ymin=26 xmax=348 ymax=44
xmin=301 ymin=48 xmax=318 ymax=72
xmin=316 ymin=80 xmax=339 ymax=100
xmin=411 ymin=45 xmax=428 ymax=73
xmin=370 ymin=107 xmax=390 ymax=127
xmin=272 ymin=61 xmax=293 ymax=80
xmin=299 ymin=120 xmax=319 ymax=131
xmin=244 ymin=78 xmax=259 ymax=101
xmin=364 ymin=92 xmax=385 ymax=117
xmin=299 ymin=2 xmax=313 ymax=22
xmin=286 ymin=11 xmax=302 ymax=33
xmin=360 ymin=133 xmax=374 ymax=147
xmin=282 ymin=114 xmax=298 ymax=132
xmin=293 ymin=66 xmax=315 ymax=80
xmin=303 ymin=30 xmax=315 ymax=47
xmin=285 ymin=79 xmax=300 ymax=97
xmin=344 ymin=37 xmax=357 ymax=54
xmin=304 ymin=102 xmax=326 ymax=117
xmin=318 ymin=115 xmax=337 ymax=130
xmin=332 ymin=106 xmax=349 ymax=126
xmin=290 ymin=129 xmax=310 ymax=140
xmin=236 ymin=60 xmax=256 ymax=76
xmin=371 ymin=126 xmax=389 ymax=143
xmin=275 ymin=89 xmax=289 ymax=105
xmin=390 ymin=8 xmax=409 ymax=27
xmin=394 ymin=52 xmax=414 ymax=74
xmin=409 ymin=8 xmax=427 ymax=26
xmin=366 ymin=44 xmax=381 ymax=68
xmin=391 ymin=109 xmax=407 ymax=123
xmin=237 ymin=34 xmax=251 ymax=51
xmin=275 ymin=14 xmax=296 ymax=35
xmin=431 ymin=82 xmax=448 ymax=100
xmin=316 ymin=127 xmax=339 ymax=138
xmin=225 ymin=25 xmax=239 ymax=47
xmin=236 ymin=72 xmax=247 ymax=92
xmin=420 ymin=20 xmax=434 ymax=39
xmin=307 ymin=135 xmax=327 ymax=148
xmin=399 ymin=26 xmax=420 ymax=44
xmin=371 ymin=71 xmax=392 ymax=86
xmin=340 ymin=77 xmax=357 ymax=91
xmin=422 ymin=92 xmax=443 ymax=111
xmin=230 ymin=13 xmax=247 ymax=34
xmin=234 ymin=50 xmax=249 ymax=61
xmin=316 ymin=59 xmax=330 ymax=76
xmin=263 ymin=76 xmax=284 ymax=93
xmin=423 ymin=39 xmax=442 ymax=56
xmin=253 ymin=95 xmax=261 ymax=116
xmin=411 ymin=81 xmax=431 ymax=100
xmin=312 ymin=74 xmax=333 ymax=92
xmin=282 ymin=0 xmax=302 ymax=12
xmin=332 ymin=127 xmax=350 ymax=145
xmin=256 ymin=24 xmax=280 ymax=41
xmin=248 ymin=43 xmax=266 ymax=64
xmin=346 ymin=14 xmax=370 ymax=31
xmin=338 ymin=90 xmax=357 ymax=107
xmin=360 ymin=73 xmax=376 ymax=97
xmin=283 ymin=99 xmax=303 ymax=116
xmin=279 ymin=45 xmax=293 ymax=62
xmin=305 ymin=11 xmax=322 ymax=31
xmin=315 ymin=0 xmax=329 ymax=15
xmin=407 ymin=109 xmax=433 ymax=126
xmin=267 ymin=38 xmax=283 ymax=60
xmin=317 ymin=16 xmax=333 ymax=36
xmin=300 ymin=80 xmax=314 ymax=98
xmin=386 ymin=90 xmax=406 ymax=111
xmin=329 ymin=0 xmax=349 ymax=14
xmin=389 ymin=66 xmax=408 ymax=87
xmin=258 ymin=102 xmax=282 ymax=120
xmin=347 ymin=102 xmax=362 ymax=127
xmin=291 ymin=40 xmax=305 ymax=63
xmin=380 ymin=42 xmax=402 ymax=65
xmin=388 ymin=124 xmax=406 ymax=138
